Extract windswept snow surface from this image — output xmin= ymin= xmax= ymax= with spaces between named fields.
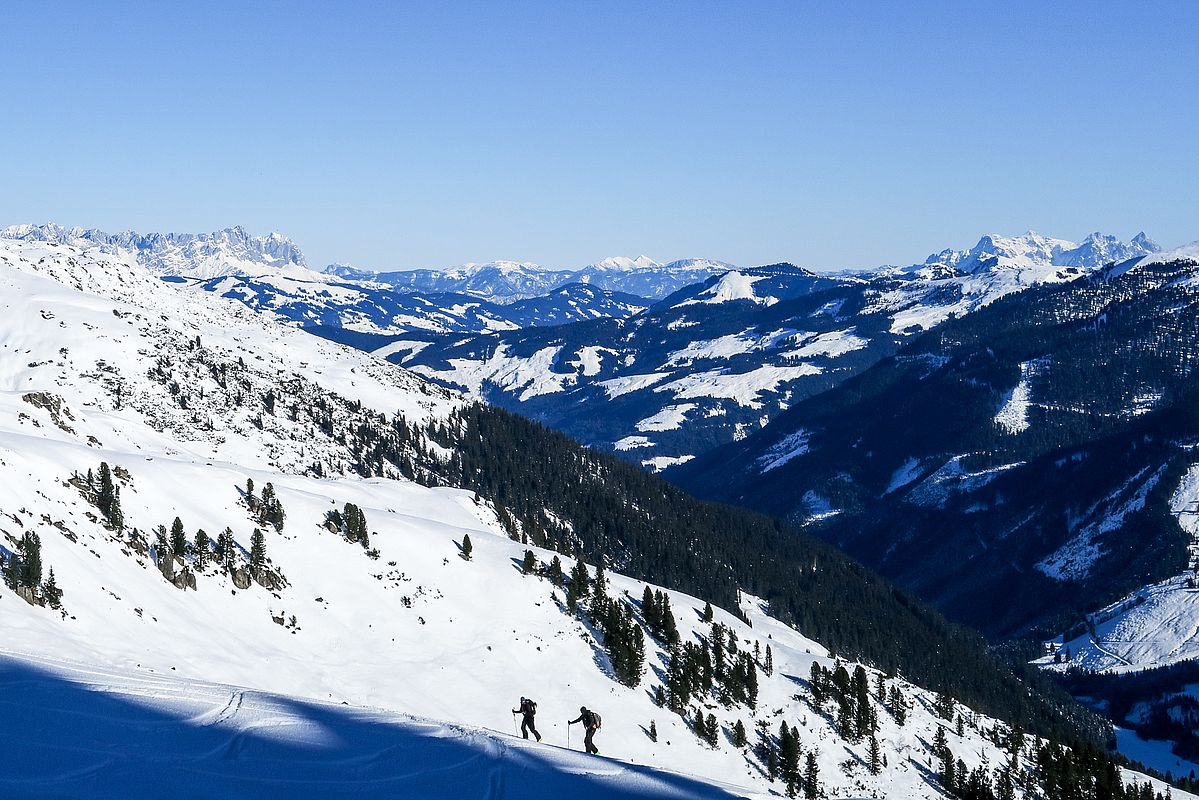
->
xmin=0 ymin=653 xmax=754 ymax=800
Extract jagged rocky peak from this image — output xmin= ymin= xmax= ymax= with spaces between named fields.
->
xmin=921 ymin=230 xmax=1161 ymax=274
xmin=0 ymin=222 xmax=310 ymax=280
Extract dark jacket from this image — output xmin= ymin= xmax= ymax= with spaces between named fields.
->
xmin=514 ymin=699 xmax=536 ymax=717
xmin=570 ymin=710 xmax=598 ymax=729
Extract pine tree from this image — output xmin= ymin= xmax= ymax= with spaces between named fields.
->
xmin=779 ymin=720 xmax=801 ymax=794
xmin=569 ymin=558 xmax=590 ymax=597
xmin=43 ymin=566 xmax=62 ymax=608
xmin=642 ymin=585 xmax=657 ymax=628
xmin=706 ymin=713 xmax=719 ymax=748
xmin=460 ymin=534 xmax=473 ymax=561
xmin=593 ymin=561 xmax=607 ymax=596
xmin=702 ymin=601 xmax=714 ymax=622
xmin=764 ymin=644 xmax=774 ymax=676
xmin=546 ymin=555 xmax=563 ymax=585
xmin=194 ymin=530 xmax=209 ymax=569
xmin=250 ymin=528 xmax=267 ymax=578
xmin=649 ymin=720 xmax=658 ymax=742
xmin=170 ymin=516 xmax=187 ymax=559
xmin=217 ymin=527 xmax=236 ymax=571
xmin=19 ymin=531 xmax=42 ymax=589
xmin=97 ymin=462 xmax=116 ymax=518
xmin=521 ymin=549 xmax=536 ymax=574
xmin=803 ymin=752 xmax=819 ymax=800
xmin=733 ymin=719 xmax=747 ymax=748
xmin=869 ymin=734 xmax=881 ymax=775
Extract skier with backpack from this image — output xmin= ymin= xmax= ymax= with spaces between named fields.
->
xmin=568 ymin=706 xmax=601 ymax=754
xmin=512 ymin=696 xmax=541 ymax=742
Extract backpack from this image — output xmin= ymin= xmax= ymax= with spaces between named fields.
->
xmin=524 ymin=699 xmax=537 ymax=715
xmin=592 ymin=711 xmax=602 ymax=729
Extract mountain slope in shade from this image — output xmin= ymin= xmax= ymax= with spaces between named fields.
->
xmin=169 ymin=273 xmax=647 ymax=335
xmin=672 ymin=248 xmax=1199 ymax=640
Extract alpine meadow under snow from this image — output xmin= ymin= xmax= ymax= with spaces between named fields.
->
xmin=0 ymin=235 xmax=1081 ymax=798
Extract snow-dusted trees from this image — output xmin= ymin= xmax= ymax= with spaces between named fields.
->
xmin=641 ymin=587 xmax=679 ymax=645
xmin=81 ymin=461 xmax=124 ymax=530
xmin=590 ymin=592 xmax=645 ymax=687
xmin=325 ymin=503 xmax=370 ymax=550
xmin=3 ymin=531 xmax=61 ymax=609
xmin=170 ymin=517 xmax=187 ymax=559
xmin=249 ymin=529 xmax=267 ymax=579
xmin=194 ymin=530 xmax=210 ymax=569
xmin=460 ymin=534 xmax=473 ymax=561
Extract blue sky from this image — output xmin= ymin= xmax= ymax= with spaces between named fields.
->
xmin=2 ymin=1 xmax=1196 ymax=270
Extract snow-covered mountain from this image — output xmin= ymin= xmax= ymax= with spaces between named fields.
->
xmin=1 ymin=235 xmax=1105 ymax=797
xmin=914 ymin=230 xmax=1160 ymax=276
xmin=379 ymin=233 xmax=1154 ymax=470
xmin=168 ymin=273 xmax=647 ymax=336
xmin=323 ymin=256 xmax=734 ymax=303
xmin=1 ymin=222 xmax=312 ymax=279
xmin=674 ymin=245 xmax=1199 ymax=639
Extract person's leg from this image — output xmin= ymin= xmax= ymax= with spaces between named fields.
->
xmin=529 ymin=718 xmax=541 ymax=741
xmin=585 ymin=728 xmax=597 ymax=754
xmin=521 ymin=719 xmax=530 ymax=739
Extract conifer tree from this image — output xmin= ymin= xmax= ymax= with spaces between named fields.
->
xmin=706 ymin=713 xmax=719 ymax=747
xmin=170 ymin=516 xmax=187 ymax=559
xmin=18 ymin=531 xmax=42 ymax=589
xmin=733 ymin=719 xmax=747 ymax=748
xmin=803 ymin=752 xmax=819 ymax=800
xmin=593 ymin=561 xmax=607 ymax=596
xmin=702 ymin=601 xmax=714 ymax=622
xmin=43 ymin=566 xmax=62 ymax=608
xmin=779 ymin=721 xmax=801 ymax=795
xmin=869 ymin=734 xmax=881 ymax=775
xmin=765 ymin=644 xmax=774 ymax=676
xmin=250 ymin=528 xmax=267 ymax=578
xmin=217 ymin=527 xmax=236 ymax=571
xmin=521 ymin=549 xmax=536 ymax=574
xmin=194 ymin=529 xmax=209 ymax=569
xmin=460 ymin=534 xmax=473 ymax=561
xmin=97 ymin=462 xmax=116 ymax=517
xmin=649 ymin=719 xmax=658 ymax=742
xmin=570 ymin=558 xmax=590 ymax=597
xmin=546 ymin=555 xmax=563 ymax=585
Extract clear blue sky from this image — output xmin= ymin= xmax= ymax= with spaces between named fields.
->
xmin=2 ymin=1 xmax=1196 ymax=270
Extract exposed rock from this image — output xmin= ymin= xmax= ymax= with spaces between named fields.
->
xmin=232 ymin=567 xmax=252 ymax=590
xmin=22 ymin=392 xmax=77 ymax=434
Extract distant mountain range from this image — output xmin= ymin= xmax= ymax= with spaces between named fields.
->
xmin=0 ymin=222 xmax=309 ymax=279
xmin=323 ymin=256 xmax=735 ymax=302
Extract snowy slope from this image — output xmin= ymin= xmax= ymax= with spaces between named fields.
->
xmin=0 ymin=237 xmax=1045 ymax=797
xmin=0 ymin=653 xmax=755 ymax=800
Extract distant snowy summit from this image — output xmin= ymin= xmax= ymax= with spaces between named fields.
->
xmin=918 ymin=230 xmax=1160 ymax=275
xmin=323 ymin=256 xmax=736 ymax=302
xmin=0 ymin=222 xmax=312 ymax=280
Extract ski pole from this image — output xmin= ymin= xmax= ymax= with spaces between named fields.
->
xmin=568 ymin=722 xmax=572 ymax=749
xmin=513 ymin=712 xmax=519 ymax=735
